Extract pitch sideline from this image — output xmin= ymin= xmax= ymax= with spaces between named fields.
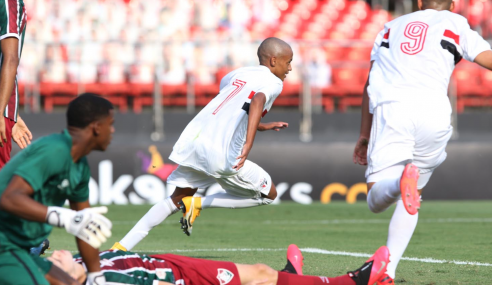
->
xmin=112 ymin=217 xmax=492 ymax=225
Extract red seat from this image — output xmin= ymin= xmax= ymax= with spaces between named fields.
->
xmin=346 ymin=46 xmax=372 ymax=61
xmin=39 ymin=83 xmax=78 ymax=113
xmin=82 ymin=83 xmax=129 ymax=112
xmin=481 ymin=69 xmax=492 ymax=96
xmin=274 ymin=83 xmax=300 ymax=106
xmin=332 ymin=67 xmax=365 ymax=95
xmin=331 ymin=67 xmax=369 ymax=111
xmin=454 ymin=63 xmax=488 ymax=112
xmin=454 ymin=67 xmax=484 ymax=96
xmin=132 ymin=83 xmax=188 ymax=113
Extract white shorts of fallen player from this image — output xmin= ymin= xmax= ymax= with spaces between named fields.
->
xmin=366 ymin=99 xmax=453 ymax=189
xmin=167 ymin=160 xmax=272 ymax=199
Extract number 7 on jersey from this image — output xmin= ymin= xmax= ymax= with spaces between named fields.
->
xmin=213 ymin=79 xmax=247 ymax=115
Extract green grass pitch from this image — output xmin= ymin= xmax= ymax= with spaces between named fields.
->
xmin=47 ymin=201 xmax=492 ymax=284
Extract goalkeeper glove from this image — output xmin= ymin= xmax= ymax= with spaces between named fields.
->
xmin=87 ymin=271 xmax=106 ymax=285
xmin=46 ymin=206 xmax=112 ymax=249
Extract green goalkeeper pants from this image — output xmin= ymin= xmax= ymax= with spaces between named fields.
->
xmin=0 ymin=249 xmax=51 ymax=285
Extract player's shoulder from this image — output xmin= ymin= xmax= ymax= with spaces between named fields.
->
xmin=402 ymin=9 xmax=468 ymax=24
xmin=232 ymin=66 xmax=281 ymax=84
xmin=29 ymin=132 xmax=72 ymax=154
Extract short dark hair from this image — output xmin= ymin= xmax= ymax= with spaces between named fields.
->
xmin=67 ymin=93 xmax=114 ymax=128
xmin=422 ymin=0 xmax=453 ymax=9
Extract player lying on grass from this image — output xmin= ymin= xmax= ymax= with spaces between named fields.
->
xmin=45 ymin=243 xmax=390 ymax=285
xmin=0 ymin=94 xmax=114 ymax=285
xmin=113 ymin=37 xmax=292 ymax=251
xmin=353 ymin=0 xmax=492 ymax=283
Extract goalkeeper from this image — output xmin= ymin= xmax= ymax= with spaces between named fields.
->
xmin=0 ymin=93 xmax=114 ymax=285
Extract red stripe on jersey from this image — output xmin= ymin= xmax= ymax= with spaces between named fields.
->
xmin=248 ymin=91 xmax=255 ymax=99
xmin=444 ymin=30 xmax=460 ymax=45
xmin=383 ymin=29 xmax=390 ymax=39
xmin=262 ymin=110 xmax=268 ymax=117
xmin=8 ymin=0 xmax=19 ymax=34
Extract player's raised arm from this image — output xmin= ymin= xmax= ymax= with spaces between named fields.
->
xmin=474 ymin=50 xmax=492 ymax=71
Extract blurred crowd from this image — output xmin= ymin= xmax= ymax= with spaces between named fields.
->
xmin=18 ymin=0 xmax=491 ymax=89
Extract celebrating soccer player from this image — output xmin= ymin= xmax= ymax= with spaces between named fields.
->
xmin=113 ymin=37 xmax=292 ymax=251
xmin=353 ymin=0 xmax=492 ymax=283
xmin=0 ymin=94 xmax=114 ymax=285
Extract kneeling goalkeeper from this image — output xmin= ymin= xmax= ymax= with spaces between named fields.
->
xmin=0 ymin=94 xmax=114 ymax=285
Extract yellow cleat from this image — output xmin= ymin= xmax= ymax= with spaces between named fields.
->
xmin=178 ymin=196 xmax=202 ymax=236
xmin=111 ymin=242 xmax=127 ymax=251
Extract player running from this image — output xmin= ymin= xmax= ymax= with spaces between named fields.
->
xmin=113 ymin=37 xmax=291 ymax=251
xmin=45 ymin=243 xmax=390 ymax=285
xmin=353 ymin=0 xmax=492 ymax=283
xmin=0 ymin=94 xmax=114 ymax=285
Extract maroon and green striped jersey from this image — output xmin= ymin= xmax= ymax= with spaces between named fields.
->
xmin=0 ymin=0 xmax=27 ymax=122
xmin=74 ymin=250 xmax=175 ymax=284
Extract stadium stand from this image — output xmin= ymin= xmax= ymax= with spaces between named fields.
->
xmin=18 ymin=0 xmax=492 ymax=113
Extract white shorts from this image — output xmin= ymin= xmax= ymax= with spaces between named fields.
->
xmin=366 ymin=100 xmax=453 ymax=180
xmin=167 ymin=160 xmax=272 ymax=199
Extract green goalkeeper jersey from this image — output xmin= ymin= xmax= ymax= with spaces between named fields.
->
xmin=0 ymin=129 xmax=91 ymax=251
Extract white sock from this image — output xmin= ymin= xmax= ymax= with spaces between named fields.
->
xmin=367 ymin=178 xmax=401 ymax=213
xmin=202 ymin=193 xmax=271 ymax=209
xmin=120 ymin=197 xmax=178 ymax=250
xmin=385 ymin=200 xmax=419 ymax=279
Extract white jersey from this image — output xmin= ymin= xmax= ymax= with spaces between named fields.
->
xmin=368 ymin=9 xmax=491 ymax=113
xmin=169 ymin=65 xmax=283 ymax=178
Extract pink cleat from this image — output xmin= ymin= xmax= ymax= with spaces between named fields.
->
xmin=348 ymin=246 xmax=390 ymax=285
xmin=377 ymin=273 xmax=394 ymax=284
xmin=400 ymin=163 xmax=421 ymax=215
xmin=286 ymin=244 xmax=304 ymax=275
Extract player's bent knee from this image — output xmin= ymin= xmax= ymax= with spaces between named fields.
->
xmin=170 ymin=187 xmax=198 ymax=204
xmin=265 ymin=183 xmax=277 ymax=200
xmin=367 ymin=202 xmax=385 ymax=214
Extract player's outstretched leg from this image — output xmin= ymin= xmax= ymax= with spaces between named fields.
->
xmin=280 ymin=244 xmax=304 ymax=275
xmin=112 ymin=197 xmax=180 ymax=251
xmin=274 ymin=246 xmax=389 ymax=285
xmin=178 ymin=196 xmax=202 ymax=236
xmin=400 ymin=163 xmax=420 ymax=215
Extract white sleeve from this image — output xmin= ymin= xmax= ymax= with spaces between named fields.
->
xmin=370 ymin=29 xmax=385 ymax=61
xmin=461 ymin=26 xmax=492 ymax=62
xmin=219 ymin=71 xmax=235 ymax=90
xmin=256 ymin=82 xmax=283 ymax=112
